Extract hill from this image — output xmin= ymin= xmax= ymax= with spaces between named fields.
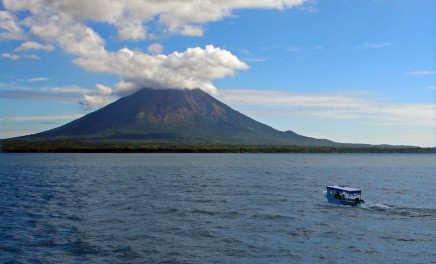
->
xmin=16 ymin=88 xmax=337 ymax=146
xmin=3 ymin=88 xmax=431 ymax=153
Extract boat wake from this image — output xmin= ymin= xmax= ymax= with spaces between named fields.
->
xmin=361 ymin=202 xmax=436 ymax=218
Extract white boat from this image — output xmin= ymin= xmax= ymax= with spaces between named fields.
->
xmin=323 ymin=185 xmax=365 ymax=206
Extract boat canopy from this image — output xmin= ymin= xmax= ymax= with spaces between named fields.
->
xmin=326 ymin=185 xmax=361 ymax=195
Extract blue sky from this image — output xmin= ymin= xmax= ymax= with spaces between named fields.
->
xmin=1 ymin=0 xmax=435 ymax=147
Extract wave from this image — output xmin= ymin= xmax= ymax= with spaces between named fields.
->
xmin=361 ymin=202 xmax=436 ymax=218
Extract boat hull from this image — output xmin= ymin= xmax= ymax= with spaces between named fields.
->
xmin=326 ymin=196 xmax=359 ymax=206
xmin=323 ymin=191 xmax=362 ymax=206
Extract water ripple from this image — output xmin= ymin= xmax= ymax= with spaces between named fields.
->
xmin=1 ymin=153 xmax=435 ymax=263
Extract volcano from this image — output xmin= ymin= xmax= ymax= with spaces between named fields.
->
xmin=19 ymin=88 xmax=337 ymax=146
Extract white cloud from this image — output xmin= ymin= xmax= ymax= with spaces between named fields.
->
xmin=75 ymin=45 xmax=249 ymax=96
xmin=96 ymin=84 xmax=113 ymax=95
xmin=0 ymin=129 xmax=39 ymax=139
xmin=80 ymin=83 xmax=117 ymax=110
xmin=1 ymin=52 xmax=39 ymax=60
xmin=15 ymin=41 xmax=54 ymax=52
xmin=116 ymin=18 xmax=147 ymax=40
xmin=216 ymin=89 xmax=435 ymax=128
xmin=118 ymin=48 xmax=134 ymax=58
xmin=3 ymin=1 xmax=286 ymax=96
xmin=0 ymin=84 xmax=93 ymax=102
xmin=217 ymin=89 xmax=369 ymax=109
xmin=57 ymin=24 xmax=107 ymax=59
xmin=287 ymin=46 xmax=301 ymax=52
xmin=27 ymin=77 xmax=49 ymax=82
xmin=41 ymin=86 xmax=92 ymax=94
xmin=73 ymin=44 xmax=248 ymax=103
xmin=244 ymin=57 xmax=268 ymax=62
xmin=114 ymin=81 xmax=138 ymax=97
xmin=4 ymin=0 xmax=305 ymax=40
xmin=0 ymin=114 xmax=86 ymax=139
xmin=147 ymin=43 xmax=164 ymax=55
xmin=408 ymin=71 xmax=436 ymax=76
xmin=22 ymin=54 xmax=40 ymax=59
xmin=0 ymin=114 xmax=85 ymax=122
xmin=0 ymin=10 xmax=24 ymax=40
xmin=76 ymin=43 xmax=250 ymax=108
xmin=355 ymin=42 xmax=391 ymax=49
xmin=80 ymin=94 xmax=115 ymax=110
xmin=216 ymin=89 xmax=436 ymax=146
xmin=1 ymin=53 xmax=20 ymax=60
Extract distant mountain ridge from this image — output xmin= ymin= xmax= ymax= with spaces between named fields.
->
xmin=20 ymin=88 xmax=339 ymax=146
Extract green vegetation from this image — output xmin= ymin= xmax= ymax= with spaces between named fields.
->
xmin=1 ymin=139 xmax=433 ymax=153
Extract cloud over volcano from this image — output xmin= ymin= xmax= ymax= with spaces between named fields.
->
xmin=1 ymin=0 xmax=305 ymax=108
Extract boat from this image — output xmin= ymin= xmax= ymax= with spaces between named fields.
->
xmin=323 ymin=185 xmax=365 ymax=206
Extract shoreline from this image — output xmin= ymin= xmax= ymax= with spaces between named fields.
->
xmin=1 ymin=140 xmax=433 ymax=154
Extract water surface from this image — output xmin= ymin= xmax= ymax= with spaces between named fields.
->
xmin=1 ymin=153 xmax=435 ymax=263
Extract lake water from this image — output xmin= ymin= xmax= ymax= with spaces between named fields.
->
xmin=1 ymin=153 xmax=435 ymax=263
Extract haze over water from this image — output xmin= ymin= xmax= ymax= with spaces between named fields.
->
xmin=1 ymin=153 xmax=435 ymax=263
